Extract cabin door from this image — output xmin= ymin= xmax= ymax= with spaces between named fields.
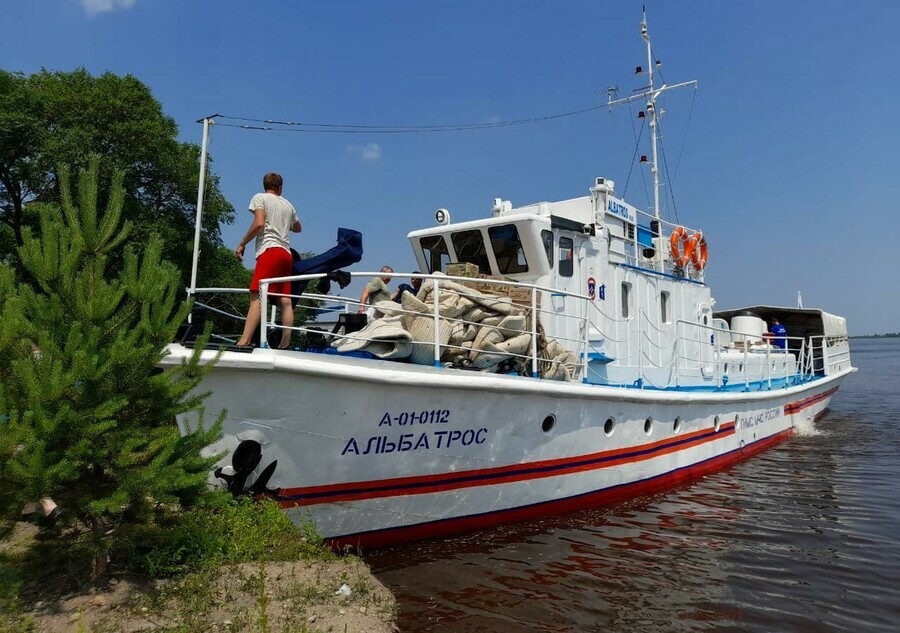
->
xmin=698 ymin=301 xmax=715 ymax=368
xmin=555 ymin=234 xmax=595 ymax=293
xmin=552 ymin=233 xmax=596 ymax=348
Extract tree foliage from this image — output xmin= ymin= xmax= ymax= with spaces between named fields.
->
xmin=0 ymin=159 xmax=222 ymax=577
xmin=0 ymin=68 xmax=243 ymax=290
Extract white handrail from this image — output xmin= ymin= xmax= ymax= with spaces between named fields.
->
xmin=193 ymin=271 xmax=846 ymax=389
xmin=432 ymin=278 xmax=441 ymax=367
xmin=259 ymin=281 xmax=269 ymax=348
xmin=531 ymin=288 xmax=539 ymax=378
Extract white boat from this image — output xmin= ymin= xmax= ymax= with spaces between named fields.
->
xmin=162 ymin=13 xmax=855 ymax=549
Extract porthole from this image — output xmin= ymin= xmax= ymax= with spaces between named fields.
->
xmin=714 ymin=415 xmax=721 ymax=432
xmin=673 ymin=416 xmax=683 ymax=434
xmin=542 ymin=415 xmax=556 ymax=434
xmin=604 ymin=417 xmax=616 ymax=436
xmin=644 ymin=417 xmax=654 ymax=435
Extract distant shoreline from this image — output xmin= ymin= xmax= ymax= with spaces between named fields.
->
xmin=850 ymin=334 xmax=900 ymax=339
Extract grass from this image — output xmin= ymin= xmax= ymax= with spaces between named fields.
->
xmin=116 ymin=493 xmax=333 ymax=577
xmin=0 ymin=494 xmax=396 ymax=632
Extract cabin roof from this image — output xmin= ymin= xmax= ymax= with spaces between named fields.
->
xmin=714 ymin=306 xmax=848 ymax=338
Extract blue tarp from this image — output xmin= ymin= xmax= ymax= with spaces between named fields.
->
xmin=291 ymin=227 xmax=363 ymax=296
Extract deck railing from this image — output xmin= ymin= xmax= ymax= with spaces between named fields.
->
xmin=579 ymin=301 xmax=831 ymax=390
xmin=186 ymin=272 xmax=847 ymax=390
xmin=622 ymin=209 xmax=708 ymax=281
xmin=248 ymin=271 xmax=590 ymax=380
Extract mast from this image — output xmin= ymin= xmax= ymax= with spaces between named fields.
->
xmin=188 ymin=115 xmax=218 ymax=300
xmin=642 ymin=10 xmax=661 ymax=221
xmin=608 ymin=9 xmax=697 ymax=223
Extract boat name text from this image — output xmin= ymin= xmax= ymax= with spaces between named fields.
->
xmin=378 ymin=409 xmax=450 ymax=426
xmin=341 ymin=428 xmax=488 ymax=456
xmin=606 ymin=196 xmax=637 ymax=224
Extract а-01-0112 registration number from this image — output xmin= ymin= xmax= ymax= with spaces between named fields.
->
xmin=378 ymin=409 xmax=450 ymax=426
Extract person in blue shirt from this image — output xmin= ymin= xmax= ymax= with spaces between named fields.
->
xmin=769 ymin=317 xmax=787 ymax=349
xmin=393 ymin=272 xmax=422 ymax=302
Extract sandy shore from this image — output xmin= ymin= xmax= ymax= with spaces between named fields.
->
xmin=1 ymin=523 xmax=397 ymax=633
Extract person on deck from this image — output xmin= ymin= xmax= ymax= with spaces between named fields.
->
xmin=392 ymin=271 xmax=422 ymax=302
xmin=358 ymin=265 xmax=394 ymax=317
xmin=769 ymin=317 xmax=787 ymax=349
xmin=235 ymin=172 xmax=301 ymax=349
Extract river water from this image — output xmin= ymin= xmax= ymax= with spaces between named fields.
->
xmin=367 ymin=338 xmax=900 ymax=632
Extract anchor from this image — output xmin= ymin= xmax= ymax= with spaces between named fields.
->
xmin=214 ymin=439 xmax=281 ymax=497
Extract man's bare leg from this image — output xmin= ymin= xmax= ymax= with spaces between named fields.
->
xmin=278 ymin=296 xmax=294 ymax=349
xmin=237 ymin=292 xmax=261 ymax=346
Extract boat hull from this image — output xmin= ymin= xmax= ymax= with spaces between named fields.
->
xmin=164 ymin=345 xmax=848 ymax=549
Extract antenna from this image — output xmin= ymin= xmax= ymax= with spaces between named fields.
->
xmin=607 ymin=11 xmax=697 ymax=223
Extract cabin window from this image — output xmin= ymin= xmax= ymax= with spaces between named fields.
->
xmin=621 ymin=282 xmax=632 ymax=318
xmin=419 ymin=235 xmax=451 ymax=274
xmin=488 ymin=224 xmax=529 ymax=274
xmin=541 ymin=230 xmax=554 ymax=268
xmin=451 ymin=230 xmax=492 ymax=274
xmin=559 ymin=237 xmax=574 ymax=277
xmin=660 ymin=291 xmax=671 ymax=323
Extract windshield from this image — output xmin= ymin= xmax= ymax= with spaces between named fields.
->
xmin=488 ymin=224 xmax=528 ymax=274
xmin=451 ymin=230 xmax=491 ymax=274
xmin=419 ymin=235 xmax=451 ymax=273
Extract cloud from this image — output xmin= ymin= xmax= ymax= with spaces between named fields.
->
xmin=346 ymin=143 xmax=382 ymax=161
xmin=82 ymin=0 xmax=136 ymax=16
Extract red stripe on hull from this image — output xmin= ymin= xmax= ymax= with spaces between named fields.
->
xmin=785 ymin=386 xmax=838 ymax=414
xmin=329 ymin=427 xmax=794 ymax=550
xmin=279 ymin=422 xmax=737 ymax=507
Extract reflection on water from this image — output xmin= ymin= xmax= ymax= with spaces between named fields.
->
xmin=367 ymin=339 xmax=900 ymax=632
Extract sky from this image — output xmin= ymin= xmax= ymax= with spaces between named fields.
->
xmin=2 ymin=0 xmax=898 ymax=335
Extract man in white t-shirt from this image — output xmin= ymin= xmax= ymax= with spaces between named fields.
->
xmin=235 ymin=172 xmax=302 ymax=348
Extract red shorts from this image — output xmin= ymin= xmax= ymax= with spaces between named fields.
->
xmin=250 ymin=247 xmax=293 ymax=296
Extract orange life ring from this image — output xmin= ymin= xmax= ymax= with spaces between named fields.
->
xmin=690 ymin=232 xmax=708 ymax=270
xmin=669 ymin=226 xmax=694 ymax=268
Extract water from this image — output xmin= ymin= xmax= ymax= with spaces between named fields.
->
xmin=367 ymin=338 xmax=900 ymax=632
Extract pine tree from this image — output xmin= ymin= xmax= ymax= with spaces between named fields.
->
xmin=0 ymin=158 xmax=222 ymax=577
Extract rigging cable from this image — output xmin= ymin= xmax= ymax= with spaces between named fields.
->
xmin=618 ymin=105 xmax=646 ymax=202
xmin=618 ymin=96 xmax=651 ymax=209
xmin=214 ymin=102 xmax=611 ymax=134
xmin=657 ymin=123 xmax=680 ymax=226
xmin=672 ymin=84 xmax=697 ymax=183
xmin=650 ymin=59 xmax=698 ymax=225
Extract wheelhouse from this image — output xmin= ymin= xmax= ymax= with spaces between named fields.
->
xmin=409 ymin=215 xmax=552 ymax=280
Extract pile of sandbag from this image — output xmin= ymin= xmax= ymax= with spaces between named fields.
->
xmin=332 ymin=276 xmax=578 ymax=381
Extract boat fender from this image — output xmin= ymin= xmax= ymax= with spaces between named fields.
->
xmin=669 ymin=226 xmax=694 ymax=268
